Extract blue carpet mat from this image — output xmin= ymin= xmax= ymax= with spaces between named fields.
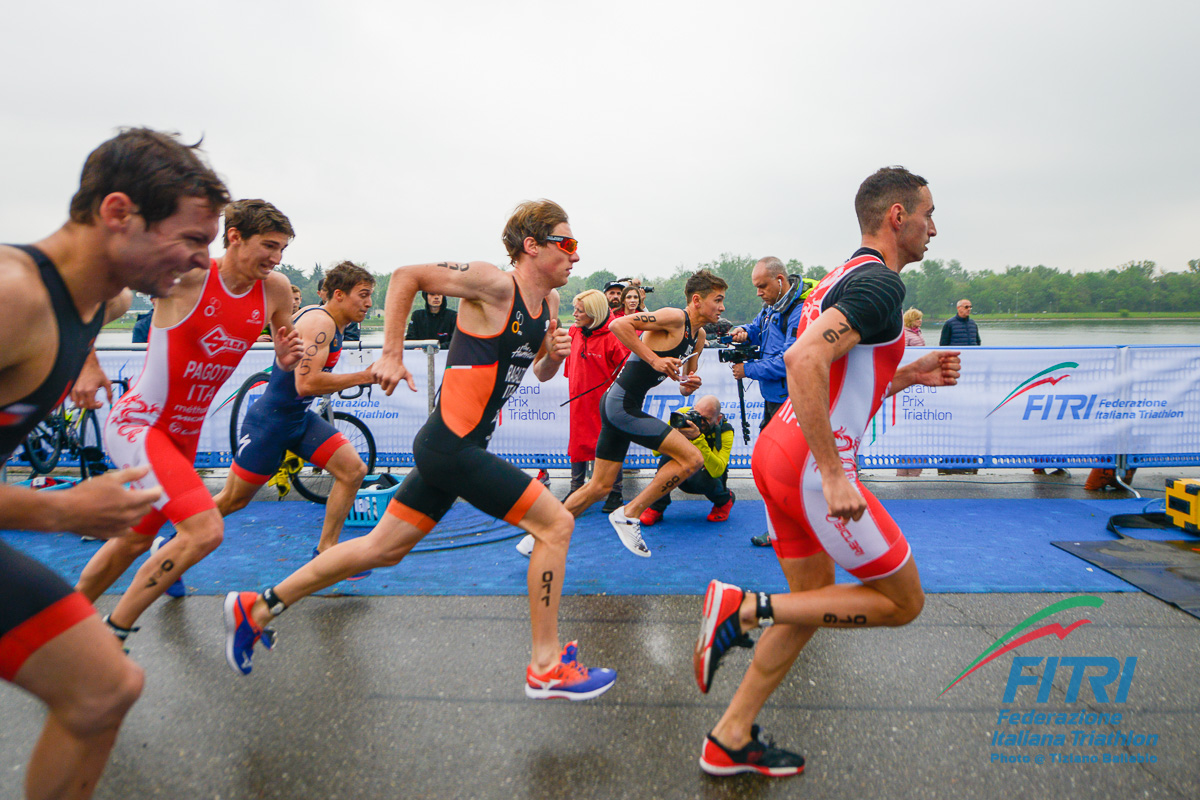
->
xmin=1 ymin=497 xmax=1160 ymax=596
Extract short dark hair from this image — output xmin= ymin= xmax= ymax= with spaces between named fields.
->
xmin=222 ymin=199 xmax=294 ymax=248
xmin=323 ymin=261 xmax=375 ymax=296
xmin=502 ymin=199 xmax=569 ymax=263
xmin=684 ymin=269 xmax=728 ymax=301
xmin=855 ymin=166 xmax=928 ymax=234
xmin=69 ymin=127 xmax=229 ymax=226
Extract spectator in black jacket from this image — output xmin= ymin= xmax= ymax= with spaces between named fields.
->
xmin=940 ymin=298 xmax=981 ymax=346
xmin=131 ymin=311 xmax=153 ymax=343
xmin=938 ymin=299 xmax=979 ymax=474
xmin=406 ymin=291 xmax=457 ymax=349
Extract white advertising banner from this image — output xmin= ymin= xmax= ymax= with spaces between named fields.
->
xmin=93 ymin=344 xmax=1200 ymax=470
xmin=860 ymin=346 xmax=1200 ymax=468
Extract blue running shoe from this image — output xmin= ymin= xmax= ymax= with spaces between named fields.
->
xmin=311 ymin=546 xmax=371 ymax=581
xmin=150 ymin=535 xmax=186 ymax=598
xmin=223 ymin=591 xmax=271 ymax=676
xmin=525 ymin=641 xmax=617 ymax=701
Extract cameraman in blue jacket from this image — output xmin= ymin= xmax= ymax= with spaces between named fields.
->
xmin=729 ymin=257 xmax=815 ymax=424
xmin=728 ymin=256 xmax=815 ymax=547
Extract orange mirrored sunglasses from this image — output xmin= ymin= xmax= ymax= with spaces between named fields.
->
xmin=545 ymin=235 xmax=578 ymax=254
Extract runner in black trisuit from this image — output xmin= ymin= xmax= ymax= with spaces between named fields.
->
xmin=0 ymin=128 xmax=227 ymax=800
xmin=554 ymin=269 xmax=728 ymax=557
xmin=222 ymin=200 xmax=616 ymax=700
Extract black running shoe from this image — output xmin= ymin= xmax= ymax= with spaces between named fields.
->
xmin=700 ymin=725 xmax=805 ymax=777
xmin=601 ymin=492 xmax=624 ymax=514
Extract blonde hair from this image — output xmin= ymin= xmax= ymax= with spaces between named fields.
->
xmin=574 ymin=289 xmax=609 ymax=330
xmin=903 ymin=308 xmax=923 ymax=328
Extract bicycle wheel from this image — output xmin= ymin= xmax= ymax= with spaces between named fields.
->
xmin=23 ymin=410 xmax=64 ymax=473
xmin=290 ymin=412 xmax=377 ymax=504
xmin=228 ymin=371 xmax=272 ymax=457
xmin=77 ymin=408 xmax=107 ymax=479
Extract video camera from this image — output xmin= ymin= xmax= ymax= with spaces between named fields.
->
xmin=715 ymin=334 xmax=761 ymax=364
xmin=713 ymin=335 xmax=759 ymax=445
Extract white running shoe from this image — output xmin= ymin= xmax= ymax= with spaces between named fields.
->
xmin=516 ymin=534 xmax=535 ymax=557
xmin=608 ymin=507 xmax=650 ymax=557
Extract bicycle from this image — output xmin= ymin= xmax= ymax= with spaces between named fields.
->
xmin=20 ymin=379 xmax=129 ymax=478
xmin=228 ymin=371 xmax=377 ymax=504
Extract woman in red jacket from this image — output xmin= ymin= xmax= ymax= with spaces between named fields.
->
xmin=564 ymin=289 xmax=631 ymax=510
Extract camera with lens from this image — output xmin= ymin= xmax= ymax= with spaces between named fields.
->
xmin=617 ymin=278 xmax=653 ymax=293
xmin=716 ymin=335 xmax=762 ymax=364
xmin=669 ymin=409 xmax=708 ymax=431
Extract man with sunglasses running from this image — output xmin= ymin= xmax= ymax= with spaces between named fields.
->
xmin=222 ymin=200 xmax=616 ymax=701
xmin=693 ymin=167 xmax=961 ymax=776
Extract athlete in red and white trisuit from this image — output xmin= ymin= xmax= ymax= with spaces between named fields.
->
xmin=75 ymin=200 xmax=303 ymax=650
xmin=693 ymin=167 xmax=962 ymax=777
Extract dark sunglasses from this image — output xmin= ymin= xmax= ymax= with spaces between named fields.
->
xmin=545 ymin=235 xmax=578 ymax=254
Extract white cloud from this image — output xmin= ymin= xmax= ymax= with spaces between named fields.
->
xmin=3 ymin=0 xmax=1197 ymax=282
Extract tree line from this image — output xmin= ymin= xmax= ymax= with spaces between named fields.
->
xmin=131 ymin=256 xmax=1200 ymax=326
xmin=560 ymin=256 xmax=1200 ymax=326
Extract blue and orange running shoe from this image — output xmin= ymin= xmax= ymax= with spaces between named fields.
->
xmin=525 ymin=641 xmax=617 ymax=701
xmin=694 ymin=579 xmax=755 ymax=694
xmin=150 ymin=535 xmax=186 ymax=598
xmin=700 ymin=725 xmax=805 ymax=777
xmin=223 ymin=591 xmax=276 ymax=676
xmin=311 ymin=546 xmax=371 ymax=581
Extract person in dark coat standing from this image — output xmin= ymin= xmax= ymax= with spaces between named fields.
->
xmin=405 ymin=291 xmax=457 ymax=349
xmin=564 ymin=289 xmax=630 ymax=510
xmin=939 ymin=298 xmax=981 ymax=346
xmin=938 ymin=299 xmax=979 ymax=474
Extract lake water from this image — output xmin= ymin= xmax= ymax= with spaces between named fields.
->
xmin=933 ymin=319 xmax=1199 ymax=347
xmin=97 ymin=319 xmax=1200 ymax=348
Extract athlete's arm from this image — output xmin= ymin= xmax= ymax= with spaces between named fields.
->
xmin=610 ymin=308 xmax=686 ymax=381
xmin=784 ymin=306 xmax=865 ymax=522
xmin=265 ymin=272 xmax=303 ymax=371
xmin=373 ymin=260 xmax=510 ymax=394
xmin=68 ymin=292 xmax=133 ymax=409
xmin=294 ymin=312 xmax=375 ymax=397
xmin=889 ymin=350 xmax=961 ymax=395
xmin=0 ymin=467 xmax=162 ymax=540
xmin=680 ymin=327 xmax=705 ymax=396
xmin=532 ymin=290 xmax=569 ymax=382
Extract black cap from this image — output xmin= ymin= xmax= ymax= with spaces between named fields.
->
xmin=603 ymin=280 xmax=626 ymax=292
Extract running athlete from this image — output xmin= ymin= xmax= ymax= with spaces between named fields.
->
xmin=0 ymin=128 xmax=227 ymax=800
xmin=74 ymin=200 xmax=304 ymax=651
xmin=214 ymin=260 xmax=377 ymax=561
xmin=549 ymin=270 xmax=727 ymax=558
xmin=693 ymin=167 xmax=960 ymax=777
xmin=223 ymin=200 xmax=616 ymax=701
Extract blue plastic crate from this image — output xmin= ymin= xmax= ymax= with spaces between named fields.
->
xmin=344 ymin=474 xmax=402 ymax=527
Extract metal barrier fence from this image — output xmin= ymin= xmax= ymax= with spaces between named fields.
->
xmin=48 ymin=344 xmax=1200 ymax=473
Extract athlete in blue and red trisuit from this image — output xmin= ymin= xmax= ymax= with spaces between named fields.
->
xmin=694 ymin=167 xmax=962 ymax=777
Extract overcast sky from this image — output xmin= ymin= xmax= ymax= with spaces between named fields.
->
xmin=3 ymin=1 xmax=1197 ymax=282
